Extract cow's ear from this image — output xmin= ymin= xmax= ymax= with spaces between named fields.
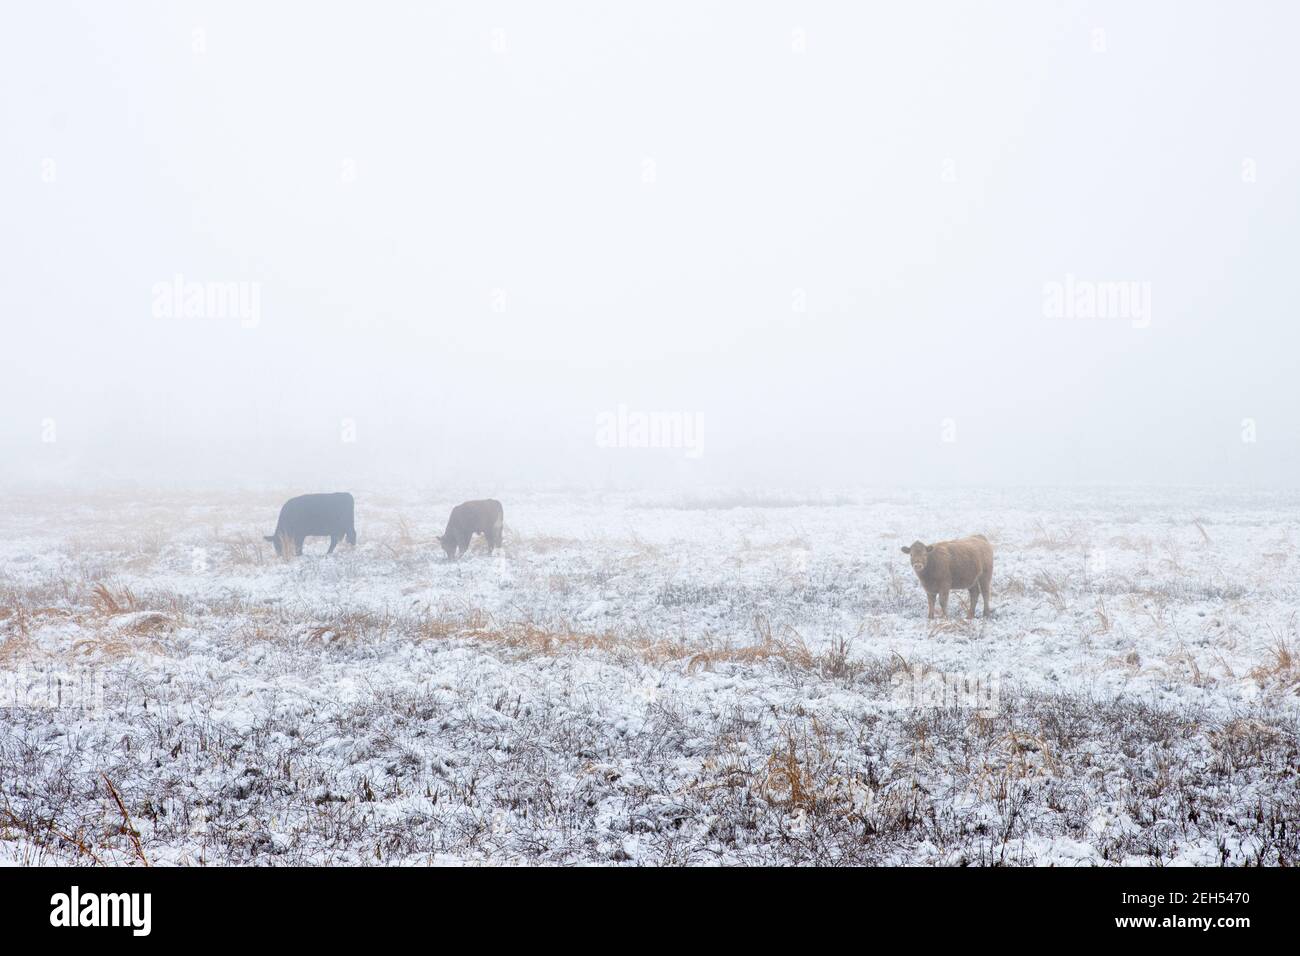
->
xmin=900 ymin=546 xmax=911 ymax=554
xmin=925 ymin=545 xmax=934 ymax=553
xmin=264 ymin=535 xmax=275 ymax=543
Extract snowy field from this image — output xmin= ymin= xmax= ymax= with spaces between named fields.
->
xmin=1 ymin=486 xmax=1298 ymax=866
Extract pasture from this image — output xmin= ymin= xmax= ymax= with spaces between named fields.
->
xmin=1 ymin=486 xmax=1297 ymax=865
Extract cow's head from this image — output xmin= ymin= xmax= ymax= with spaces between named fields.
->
xmin=436 ymin=535 xmax=457 ymax=560
xmin=264 ymin=533 xmax=286 ymax=557
xmin=900 ymin=540 xmax=933 ymax=575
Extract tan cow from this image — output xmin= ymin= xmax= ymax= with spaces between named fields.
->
xmin=901 ymin=535 xmax=994 ymax=619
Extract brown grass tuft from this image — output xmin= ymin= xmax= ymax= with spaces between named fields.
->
xmin=760 ymin=731 xmax=819 ymax=812
xmin=90 ymin=583 xmax=140 ymax=615
xmin=1033 ymin=571 xmax=1068 ymax=613
xmin=1249 ymin=631 xmax=1299 ymax=691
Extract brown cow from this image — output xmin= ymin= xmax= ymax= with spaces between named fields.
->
xmin=437 ymin=499 xmax=504 ymax=559
xmin=901 ymin=535 xmax=993 ymax=619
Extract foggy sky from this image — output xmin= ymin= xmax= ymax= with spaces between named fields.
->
xmin=3 ymin=1 xmax=1298 ymax=491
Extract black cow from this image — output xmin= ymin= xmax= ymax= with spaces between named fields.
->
xmin=265 ymin=493 xmax=357 ymax=556
xmin=437 ymin=499 xmax=504 ymax=559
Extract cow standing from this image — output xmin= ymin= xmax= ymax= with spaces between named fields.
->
xmin=265 ymin=493 xmax=357 ymax=556
xmin=901 ymin=535 xmax=994 ymax=619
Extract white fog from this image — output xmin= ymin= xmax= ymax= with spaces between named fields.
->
xmin=3 ymin=2 xmax=1297 ymax=490
xmin=1 ymin=2 xmax=1297 ymax=879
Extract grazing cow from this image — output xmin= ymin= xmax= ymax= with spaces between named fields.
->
xmin=264 ymin=493 xmax=357 ymax=556
xmin=438 ymin=499 xmax=504 ymax=559
xmin=901 ymin=534 xmax=994 ymax=619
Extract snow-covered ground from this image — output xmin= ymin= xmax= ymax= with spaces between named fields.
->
xmin=2 ymin=486 xmax=1297 ymax=866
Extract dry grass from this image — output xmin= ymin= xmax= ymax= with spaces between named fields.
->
xmin=884 ymin=561 xmax=912 ymax=606
xmin=516 ymin=534 xmax=585 ymax=556
xmin=1159 ymin=536 xmax=1186 ymax=575
xmin=55 ymin=582 xmax=176 ymax=658
xmin=0 ymin=629 xmax=38 ymax=664
xmin=222 ymin=534 xmax=266 ymax=566
xmin=71 ymin=627 xmax=169 ymax=659
xmin=131 ymin=526 xmax=169 ymax=558
xmin=972 ymin=730 xmax=1059 ymax=801
xmin=688 ymin=615 xmax=812 ymax=671
xmin=686 ymin=615 xmax=863 ymax=681
xmin=0 ymin=595 xmax=80 ymax=663
xmin=90 ymin=583 xmax=140 ymax=615
xmin=1249 ymin=628 xmax=1299 ymax=691
xmin=1207 ymin=718 xmax=1291 ymax=774
xmin=999 ymin=575 xmax=1028 ymax=599
xmin=0 ymin=800 xmax=105 ymax=866
xmin=418 ymin=608 xmax=685 ymax=662
xmin=377 ymin=515 xmax=424 ymax=559
xmin=303 ymin=608 xmax=400 ymax=645
xmin=88 ymin=583 xmax=173 ymax=636
xmin=759 ymin=730 xmax=820 ymax=812
xmin=1102 ymin=649 xmax=1142 ymax=673
xmin=926 ymin=616 xmax=975 ymax=635
xmin=412 ymin=609 xmax=863 ymax=683
xmin=272 ymin=531 xmax=295 ymax=561
xmin=1028 ymin=520 xmax=1084 ymax=551
xmin=1093 ymin=596 xmax=1112 ymax=633
xmin=2 ymin=582 xmax=176 ymax=664
xmin=102 ymin=773 xmax=150 ymax=867
xmin=1033 ymin=571 xmax=1069 ymax=613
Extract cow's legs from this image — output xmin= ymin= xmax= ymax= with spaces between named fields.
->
xmin=968 ymin=586 xmax=979 ymax=619
xmin=938 ymin=589 xmax=950 ymax=617
xmin=327 ymin=534 xmax=339 ymax=554
xmin=979 ymin=573 xmax=992 ymax=617
xmin=294 ymin=535 xmax=305 ymax=556
xmin=926 ymin=592 xmax=936 ymax=619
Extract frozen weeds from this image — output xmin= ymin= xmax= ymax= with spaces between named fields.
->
xmin=1 ymin=486 xmax=1297 ymax=865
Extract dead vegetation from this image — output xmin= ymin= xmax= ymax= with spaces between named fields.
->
xmin=1249 ymin=622 xmax=1300 ymax=692
xmin=1033 ymin=571 xmax=1069 ymax=613
xmin=1028 ymin=520 xmax=1085 ymax=551
xmin=90 ymin=582 xmax=141 ymax=615
xmin=3 ymin=488 xmax=1299 ymax=866
xmin=222 ymin=534 xmax=266 ymax=566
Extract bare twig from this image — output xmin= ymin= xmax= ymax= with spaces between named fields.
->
xmin=102 ymin=773 xmax=150 ymax=866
